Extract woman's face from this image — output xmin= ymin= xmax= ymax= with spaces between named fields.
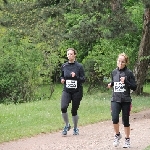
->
xmin=67 ymin=50 xmax=76 ymax=62
xmin=117 ymin=55 xmax=126 ymax=69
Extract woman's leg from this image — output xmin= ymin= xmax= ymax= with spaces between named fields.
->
xmin=61 ymin=91 xmax=71 ymax=126
xmin=111 ymin=101 xmax=121 ymax=134
xmin=122 ymin=102 xmax=131 ymax=148
xmin=71 ymin=88 xmax=83 ymax=134
xmin=111 ymin=101 xmax=122 ymax=147
xmin=71 ymin=97 xmax=80 ymax=129
xmin=113 ymin=123 xmax=120 ymax=135
xmin=122 ymin=102 xmax=131 ymax=138
xmin=124 ymin=126 xmax=130 ymax=138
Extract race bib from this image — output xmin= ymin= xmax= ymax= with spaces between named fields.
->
xmin=114 ymin=82 xmax=126 ymax=92
xmin=66 ymin=80 xmax=77 ymax=88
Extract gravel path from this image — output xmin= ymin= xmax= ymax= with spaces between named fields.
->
xmin=0 ymin=109 xmax=150 ymax=150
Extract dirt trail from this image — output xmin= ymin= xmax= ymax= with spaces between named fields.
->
xmin=0 ymin=109 xmax=150 ymax=150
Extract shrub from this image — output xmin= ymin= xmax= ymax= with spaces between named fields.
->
xmin=0 ymin=30 xmax=43 ymax=104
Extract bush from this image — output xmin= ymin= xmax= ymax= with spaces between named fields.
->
xmin=0 ymin=30 xmax=43 ymax=104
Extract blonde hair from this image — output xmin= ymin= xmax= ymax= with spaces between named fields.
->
xmin=118 ymin=52 xmax=129 ymax=64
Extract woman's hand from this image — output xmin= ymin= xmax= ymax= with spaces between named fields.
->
xmin=71 ymin=72 xmax=76 ymax=77
xmin=120 ymin=77 xmax=125 ymax=83
xmin=107 ymin=83 xmax=111 ymax=88
xmin=61 ymin=79 xmax=65 ymax=84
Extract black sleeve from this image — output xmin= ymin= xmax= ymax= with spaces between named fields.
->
xmin=77 ymin=64 xmax=85 ymax=83
xmin=125 ymin=72 xmax=137 ymax=91
xmin=60 ymin=65 xmax=64 ymax=80
xmin=110 ymin=72 xmax=114 ymax=87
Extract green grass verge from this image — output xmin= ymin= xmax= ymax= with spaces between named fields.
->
xmin=145 ymin=146 xmax=150 ymax=150
xmin=0 ymin=84 xmax=150 ymax=143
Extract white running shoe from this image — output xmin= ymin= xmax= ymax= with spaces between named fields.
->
xmin=113 ymin=133 xmax=122 ymax=147
xmin=123 ymin=138 xmax=130 ymax=148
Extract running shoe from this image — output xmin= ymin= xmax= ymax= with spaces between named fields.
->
xmin=123 ymin=138 xmax=130 ymax=148
xmin=62 ymin=124 xmax=71 ymax=135
xmin=73 ymin=128 xmax=79 ymax=135
xmin=113 ymin=133 xmax=122 ymax=147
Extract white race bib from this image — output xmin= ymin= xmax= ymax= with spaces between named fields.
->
xmin=114 ymin=82 xmax=126 ymax=92
xmin=66 ymin=80 xmax=77 ymax=88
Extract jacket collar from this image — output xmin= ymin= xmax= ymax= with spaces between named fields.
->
xmin=117 ymin=66 xmax=127 ymax=71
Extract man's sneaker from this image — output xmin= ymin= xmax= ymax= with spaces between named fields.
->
xmin=73 ymin=128 xmax=79 ymax=135
xmin=123 ymin=138 xmax=130 ymax=148
xmin=113 ymin=133 xmax=122 ymax=147
xmin=62 ymin=124 xmax=71 ymax=135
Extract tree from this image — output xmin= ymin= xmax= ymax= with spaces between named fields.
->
xmin=133 ymin=4 xmax=150 ymax=95
xmin=0 ymin=29 xmax=44 ymax=103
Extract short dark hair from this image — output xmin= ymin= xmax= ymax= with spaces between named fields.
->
xmin=67 ymin=48 xmax=77 ymax=55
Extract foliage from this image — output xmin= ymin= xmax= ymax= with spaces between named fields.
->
xmin=62 ymin=0 xmax=110 ymax=61
xmin=62 ymin=0 xmax=145 ymax=93
xmin=0 ymin=29 xmax=44 ymax=103
xmin=124 ymin=1 xmax=144 ymax=66
xmin=0 ymin=0 xmax=66 ymax=47
xmin=0 ymin=0 xmax=149 ymax=101
xmin=0 ymin=0 xmax=66 ymax=102
xmin=83 ymin=39 xmax=118 ymax=92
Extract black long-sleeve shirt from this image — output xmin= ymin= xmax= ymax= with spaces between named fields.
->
xmin=60 ymin=61 xmax=85 ymax=93
xmin=110 ymin=66 xmax=137 ymax=102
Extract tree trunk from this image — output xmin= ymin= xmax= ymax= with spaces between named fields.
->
xmin=133 ymin=5 xmax=150 ymax=95
xmin=110 ymin=0 xmax=121 ymax=11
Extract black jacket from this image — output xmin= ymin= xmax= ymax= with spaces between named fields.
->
xmin=110 ymin=66 xmax=137 ymax=102
xmin=60 ymin=61 xmax=85 ymax=93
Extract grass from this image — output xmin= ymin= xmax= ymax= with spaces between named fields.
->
xmin=143 ymin=82 xmax=150 ymax=93
xmin=145 ymin=146 xmax=150 ymax=150
xmin=0 ymin=83 xmax=150 ymax=143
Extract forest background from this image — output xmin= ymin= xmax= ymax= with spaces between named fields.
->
xmin=0 ymin=0 xmax=150 ymax=104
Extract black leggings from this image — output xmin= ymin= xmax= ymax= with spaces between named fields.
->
xmin=61 ymin=90 xmax=83 ymax=116
xmin=111 ymin=101 xmax=131 ymax=127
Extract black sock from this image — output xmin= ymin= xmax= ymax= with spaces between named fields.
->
xmin=116 ymin=132 xmax=120 ymax=136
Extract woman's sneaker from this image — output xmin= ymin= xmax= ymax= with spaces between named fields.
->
xmin=113 ymin=133 xmax=122 ymax=147
xmin=123 ymin=138 xmax=130 ymax=148
xmin=73 ymin=128 xmax=79 ymax=135
xmin=62 ymin=124 xmax=71 ymax=135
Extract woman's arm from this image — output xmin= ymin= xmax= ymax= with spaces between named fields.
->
xmin=125 ymin=72 xmax=137 ymax=91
